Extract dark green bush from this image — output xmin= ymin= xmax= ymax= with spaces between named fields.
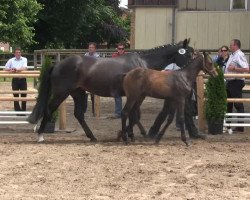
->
xmin=204 ymin=66 xmax=227 ymax=123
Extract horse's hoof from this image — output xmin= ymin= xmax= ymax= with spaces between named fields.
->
xmin=154 ymin=140 xmax=160 ymax=145
xmin=185 ymin=140 xmax=191 ymax=147
xmin=116 ymin=131 xmax=122 ymax=141
xmin=147 ymin=133 xmax=158 ymax=139
xmin=90 ymin=138 xmax=98 ymax=142
xmin=37 ymin=135 xmax=45 ymax=143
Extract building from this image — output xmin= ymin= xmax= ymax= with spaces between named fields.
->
xmin=128 ymin=0 xmax=250 ymax=49
xmin=0 ymin=42 xmax=10 ymax=52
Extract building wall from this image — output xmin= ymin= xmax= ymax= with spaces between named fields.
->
xmin=0 ymin=43 xmax=10 ymax=52
xmin=176 ymin=11 xmax=250 ymax=49
xmin=134 ymin=7 xmax=173 ymax=49
xmin=132 ymin=7 xmax=250 ymax=49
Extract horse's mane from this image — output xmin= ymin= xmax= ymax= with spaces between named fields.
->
xmin=138 ymin=43 xmax=180 ymax=56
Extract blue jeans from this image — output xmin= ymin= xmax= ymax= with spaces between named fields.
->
xmin=115 ymin=97 xmax=122 ymax=117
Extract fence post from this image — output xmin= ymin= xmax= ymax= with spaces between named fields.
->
xmin=55 ymin=53 xmax=66 ymax=130
xmin=59 ymin=101 xmax=66 ymax=130
xmin=197 ymin=72 xmax=206 ymax=132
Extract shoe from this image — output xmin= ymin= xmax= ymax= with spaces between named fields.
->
xmin=189 ymin=132 xmax=206 ymax=140
xmin=109 ymin=114 xmax=121 ymax=119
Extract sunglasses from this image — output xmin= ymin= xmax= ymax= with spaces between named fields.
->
xmin=221 ymin=49 xmax=228 ymax=52
xmin=118 ymin=48 xmax=124 ymax=50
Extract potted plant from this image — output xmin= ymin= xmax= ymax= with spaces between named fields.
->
xmin=39 ymin=56 xmax=58 ymax=133
xmin=204 ymin=66 xmax=227 ymax=134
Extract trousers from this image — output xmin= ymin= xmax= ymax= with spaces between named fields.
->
xmin=12 ymin=78 xmax=27 ymax=111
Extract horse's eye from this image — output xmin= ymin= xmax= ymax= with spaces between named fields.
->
xmin=178 ymin=49 xmax=186 ymax=55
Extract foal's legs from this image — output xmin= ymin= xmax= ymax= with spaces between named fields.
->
xmin=175 ymin=101 xmax=190 ymax=146
xmin=125 ymin=97 xmax=146 ymax=142
xmin=71 ymin=90 xmax=97 ymax=142
xmin=134 ymin=108 xmax=147 ymax=137
xmin=121 ymin=99 xmax=136 ymax=143
xmin=37 ymin=92 xmax=68 ymax=142
xmin=121 ymin=95 xmax=145 ymax=143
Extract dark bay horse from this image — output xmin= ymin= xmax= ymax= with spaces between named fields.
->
xmin=121 ymin=52 xmax=217 ymax=146
xmin=27 ymin=39 xmax=193 ymax=142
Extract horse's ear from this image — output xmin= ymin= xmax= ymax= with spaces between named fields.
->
xmin=183 ymin=39 xmax=187 ymax=48
xmin=203 ymin=52 xmax=208 ymax=58
xmin=183 ymin=38 xmax=190 ymax=48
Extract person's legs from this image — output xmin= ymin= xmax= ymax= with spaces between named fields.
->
xmin=20 ymin=78 xmax=27 ymax=111
xmin=12 ymin=78 xmax=21 ymax=111
xmin=226 ymin=82 xmax=233 ymax=113
xmin=114 ymin=97 xmax=122 ymax=117
xmin=184 ymin=93 xmax=206 ymax=139
xmin=229 ymin=80 xmax=245 ymax=132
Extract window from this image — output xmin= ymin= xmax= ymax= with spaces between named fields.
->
xmin=230 ymin=0 xmax=247 ymax=10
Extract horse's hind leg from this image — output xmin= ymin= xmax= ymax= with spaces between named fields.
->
xmin=135 ymin=108 xmax=147 ymax=137
xmin=71 ymin=90 xmax=97 ymax=142
xmin=37 ymin=93 xmax=68 ymax=142
xmin=176 ymin=102 xmax=190 ymax=146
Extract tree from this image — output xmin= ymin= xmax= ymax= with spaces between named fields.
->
xmin=32 ymin=0 xmax=129 ymax=50
xmin=0 ymin=0 xmax=42 ymax=48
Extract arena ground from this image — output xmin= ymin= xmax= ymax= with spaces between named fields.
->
xmin=0 ymin=83 xmax=249 ymax=200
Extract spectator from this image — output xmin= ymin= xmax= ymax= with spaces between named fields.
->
xmin=214 ymin=45 xmax=230 ymax=72
xmin=225 ymin=39 xmax=249 ymax=132
xmin=111 ymin=43 xmax=126 ymax=118
xmin=4 ymin=47 xmax=28 ymax=112
xmin=83 ymin=42 xmax=100 ymax=115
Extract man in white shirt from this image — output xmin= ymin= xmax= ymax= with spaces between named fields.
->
xmin=5 ymin=47 xmax=28 ymax=112
xmin=225 ymin=39 xmax=249 ymax=132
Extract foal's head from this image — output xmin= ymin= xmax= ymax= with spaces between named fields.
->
xmin=201 ymin=52 xmax=218 ymax=77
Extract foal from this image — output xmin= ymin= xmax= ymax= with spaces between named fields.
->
xmin=121 ymin=52 xmax=217 ymax=146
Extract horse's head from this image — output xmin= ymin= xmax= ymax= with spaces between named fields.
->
xmin=202 ymin=52 xmax=218 ymax=77
xmin=172 ymin=38 xmax=194 ymax=68
xmin=139 ymin=39 xmax=193 ymax=70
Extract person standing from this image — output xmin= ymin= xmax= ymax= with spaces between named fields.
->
xmin=83 ymin=42 xmax=100 ymax=115
xmin=111 ymin=43 xmax=126 ymax=118
xmin=4 ymin=47 xmax=28 ymax=112
xmin=214 ymin=45 xmax=230 ymax=72
xmin=225 ymin=39 xmax=249 ymax=132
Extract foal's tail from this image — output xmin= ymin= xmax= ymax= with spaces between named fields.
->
xmin=27 ymin=66 xmax=54 ymax=124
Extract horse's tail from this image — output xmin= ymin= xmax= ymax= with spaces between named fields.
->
xmin=27 ymin=66 xmax=54 ymax=124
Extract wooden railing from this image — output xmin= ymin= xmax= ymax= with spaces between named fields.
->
xmin=0 ymin=71 xmax=67 ymax=129
xmin=197 ymin=73 xmax=250 ymax=132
